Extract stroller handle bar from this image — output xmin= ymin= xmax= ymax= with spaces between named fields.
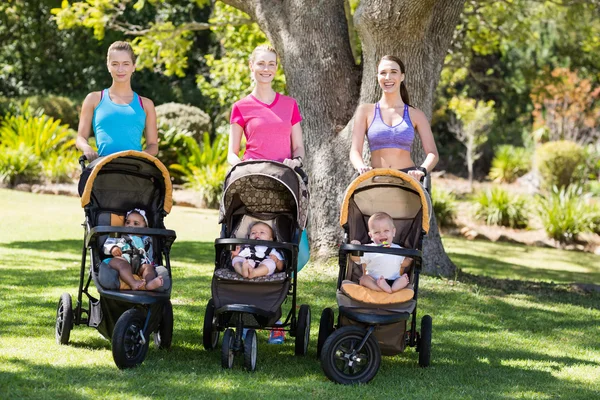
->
xmin=339 ymin=243 xmax=422 ymax=259
xmin=86 ymin=226 xmax=177 ymax=248
xmin=79 ymin=155 xmax=88 ymax=171
xmin=215 ymin=238 xmax=296 ymax=252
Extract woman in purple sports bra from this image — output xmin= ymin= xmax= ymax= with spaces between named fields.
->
xmin=350 ymin=55 xmax=439 ymax=181
xmin=75 ymin=41 xmax=158 ymax=162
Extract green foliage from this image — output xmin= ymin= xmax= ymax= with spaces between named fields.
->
xmin=0 ymin=144 xmax=40 ymax=186
xmin=169 ymin=133 xmax=228 ymax=208
xmin=155 ymin=102 xmax=211 ymax=141
xmin=25 ymin=95 xmax=80 ymax=129
xmin=536 ymin=185 xmax=592 ymax=244
xmin=431 ymin=187 xmax=457 ymax=228
xmin=488 ymin=145 xmax=531 ymax=183
xmin=535 ymin=140 xmax=585 ymax=190
xmin=589 ymin=201 xmax=600 ymax=235
xmin=474 ymin=187 xmax=528 ymax=228
xmin=41 ymin=151 xmax=79 ymax=184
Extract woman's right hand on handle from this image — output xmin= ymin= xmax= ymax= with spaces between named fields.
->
xmin=357 ymin=166 xmax=372 ymax=175
xmin=83 ymin=149 xmax=99 ymax=162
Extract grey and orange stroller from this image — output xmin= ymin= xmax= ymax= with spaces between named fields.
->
xmin=202 ymin=160 xmax=311 ymax=371
xmin=318 ymin=169 xmax=433 ymax=384
xmin=55 ymin=151 xmax=176 ymax=369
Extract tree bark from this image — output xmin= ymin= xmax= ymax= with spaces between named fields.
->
xmin=223 ymin=0 xmax=465 ymax=277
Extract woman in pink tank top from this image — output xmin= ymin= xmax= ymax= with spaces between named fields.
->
xmin=227 ymin=45 xmax=305 ymax=167
xmin=350 ymin=55 xmax=438 ymax=181
xmin=75 ymin=41 xmax=158 ymax=162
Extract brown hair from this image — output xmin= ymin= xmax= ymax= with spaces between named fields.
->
xmin=249 ymin=44 xmax=278 ymax=64
xmin=379 ymin=55 xmax=410 ymax=106
xmin=368 ymin=212 xmax=394 ymax=228
xmin=107 ymin=41 xmax=136 ymax=64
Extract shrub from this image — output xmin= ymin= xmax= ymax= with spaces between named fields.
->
xmin=180 ymin=164 xmax=228 ymax=209
xmin=535 ymin=140 xmax=585 ymax=190
xmin=474 ymin=187 xmax=529 ymax=228
xmin=155 ymin=103 xmax=211 ymax=142
xmin=536 ymin=185 xmax=592 ymax=243
xmin=431 ymin=187 xmax=457 ymax=228
xmin=589 ymin=202 xmax=600 ymax=235
xmin=0 ymin=144 xmax=40 ymax=185
xmin=488 ymin=145 xmax=531 ymax=183
xmin=41 ymin=152 xmax=79 ymax=184
xmin=25 ymin=95 xmax=79 ymax=129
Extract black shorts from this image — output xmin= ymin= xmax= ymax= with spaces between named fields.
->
xmin=385 ymin=278 xmax=396 ymax=286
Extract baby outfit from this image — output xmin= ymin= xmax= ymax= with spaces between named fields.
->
xmin=103 ymin=235 xmax=154 ymax=270
xmin=358 ymin=243 xmax=405 ymax=281
xmin=232 ymin=245 xmax=284 ymax=276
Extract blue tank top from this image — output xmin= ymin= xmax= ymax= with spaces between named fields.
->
xmin=366 ymin=103 xmax=414 ymax=152
xmin=93 ymin=89 xmax=146 ymax=156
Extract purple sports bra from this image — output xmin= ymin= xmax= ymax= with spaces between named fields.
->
xmin=366 ymin=103 xmax=414 ymax=152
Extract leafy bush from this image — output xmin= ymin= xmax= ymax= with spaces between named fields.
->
xmin=25 ymin=95 xmax=80 ymax=129
xmin=589 ymin=202 xmax=600 ymax=235
xmin=474 ymin=187 xmax=529 ymax=228
xmin=488 ymin=145 xmax=531 ymax=183
xmin=535 ymin=140 xmax=585 ymax=190
xmin=155 ymin=103 xmax=211 ymax=142
xmin=169 ymin=133 xmax=228 ymax=208
xmin=536 ymin=185 xmax=592 ymax=243
xmin=0 ymin=144 xmax=40 ymax=186
xmin=41 ymin=152 xmax=79 ymax=184
xmin=432 ymin=187 xmax=457 ymax=228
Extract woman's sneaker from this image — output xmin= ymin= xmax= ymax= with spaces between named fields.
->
xmin=268 ymin=328 xmax=285 ymax=344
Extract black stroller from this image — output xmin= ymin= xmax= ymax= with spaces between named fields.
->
xmin=203 ymin=160 xmax=311 ymax=371
xmin=318 ymin=169 xmax=433 ymax=384
xmin=55 ymin=151 xmax=177 ymax=369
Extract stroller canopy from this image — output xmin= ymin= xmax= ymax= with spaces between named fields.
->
xmin=219 ymin=160 xmax=309 ymax=229
xmin=79 ymin=150 xmax=173 ymax=214
xmin=339 ymin=169 xmax=431 ymax=233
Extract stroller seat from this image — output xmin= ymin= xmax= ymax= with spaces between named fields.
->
xmin=338 ymin=280 xmax=415 ymax=308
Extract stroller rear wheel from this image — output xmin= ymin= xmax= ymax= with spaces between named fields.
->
xmin=418 ymin=315 xmax=432 ymax=367
xmin=203 ymin=298 xmax=220 ymax=350
xmin=153 ymin=300 xmax=173 ymax=350
xmin=320 ymin=326 xmax=381 ymax=385
xmin=295 ymin=304 xmax=311 ymax=356
xmin=243 ymin=329 xmax=258 ymax=371
xmin=317 ymin=307 xmax=335 ymax=358
xmin=221 ymin=328 xmax=235 ymax=369
xmin=112 ymin=308 xmax=150 ymax=369
xmin=55 ymin=293 xmax=73 ymax=345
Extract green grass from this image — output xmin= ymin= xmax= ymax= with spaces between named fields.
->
xmin=1 ymin=189 xmax=599 ymax=399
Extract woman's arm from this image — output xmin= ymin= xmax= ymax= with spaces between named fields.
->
xmin=411 ymin=108 xmax=439 ymax=173
xmin=283 ymin=123 xmax=305 ymax=168
xmin=75 ymin=92 xmax=101 ymax=161
xmin=141 ymin=97 xmax=158 ymax=156
xmin=350 ymin=104 xmax=372 ymax=174
xmin=228 ymin=123 xmax=244 ymax=165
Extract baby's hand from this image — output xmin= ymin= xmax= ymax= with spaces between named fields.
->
xmin=231 ymin=246 xmax=241 ymax=257
xmin=350 ymin=240 xmax=361 ymax=245
xmin=269 ymin=254 xmax=279 ymax=262
xmin=111 ymin=246 xmax=122 ymax=257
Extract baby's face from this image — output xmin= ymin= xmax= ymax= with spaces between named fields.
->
xmin=125 ymin=212 xmax=147 ymax=228
xmin=368 ymin=219 xmax=395 ymax=245
xmin=249 ymin=223 xmax=273 ymax=240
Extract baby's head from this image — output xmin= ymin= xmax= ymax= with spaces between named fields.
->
xmin=125 ymin=209 xmax=148 ymax=228
xmin=248 ymin=221 xmax=274 ymax=241
xmin=367 ymin=212 xmax=396 ymax=245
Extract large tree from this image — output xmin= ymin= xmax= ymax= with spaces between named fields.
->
xmin=54 ymin=0 xmax=465 ymax=276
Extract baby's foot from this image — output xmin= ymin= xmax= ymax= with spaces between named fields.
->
xmin=377 ymin=276 xmax=392 ymax=293
xmin=392 ymin=274 xmax=409 ymax=291
xmin=145 ymin=276 xmax=163 ymax=290
xmin=242 ymin=265 xmax=250 ymax=278
xmin=131 ymin=279 xmax=146 ymax=291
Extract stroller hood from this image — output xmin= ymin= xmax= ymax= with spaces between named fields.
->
xmin=79 ymin=150 xmax=173 ymax=215
xmin=339 ymin=169 xmax=431 ymax=233
xmin=219 ymin=160 xmax=309 ymax=229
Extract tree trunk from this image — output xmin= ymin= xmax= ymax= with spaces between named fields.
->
xmin=223 ymin=0 xmax=465 ymax=277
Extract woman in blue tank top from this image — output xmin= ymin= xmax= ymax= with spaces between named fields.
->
xmin=350 ymin=55 xmax=438 ymax=181
xmin=75 ymin=41 xmax=158 ymax=161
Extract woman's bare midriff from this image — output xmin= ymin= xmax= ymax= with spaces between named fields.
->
xmin=370 ymin=149 xmax=414 ymax=169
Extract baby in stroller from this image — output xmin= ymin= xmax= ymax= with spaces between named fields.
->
xmin=103 ymin=208 xmax=164 ymax=291
xmin=231 ymin=221 xmax=285 ymax=279
xmin=350 ymin=212 xmax=411 ymax=293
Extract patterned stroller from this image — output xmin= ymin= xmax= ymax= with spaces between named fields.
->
xmin=318 ymin=169 xmax=433 ymax=384
xmin=203 ymin=160 xmax=311 ymax=371
xmin=55 ymin=151 xmax=176 ymax=369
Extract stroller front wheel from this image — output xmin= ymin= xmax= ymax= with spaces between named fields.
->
xmin=221 ymin=328 xmax=235 ymax=369
xmin=295 ymin=304 xmax=311 ymax=356
xmin=320 ymin=326 xmax=381 ymax=385
xmin=112 ymin=308 xmax=150 ymax=369
xmin=153 ymin=300 xmax=173 ymax=350
xmin=317 ymin=307 xmax=335 ymax=358
xmin=418 ymin=315 xmax=432 ymax=367
xmin=55 ymin=293 xmax=73 ymax=345
xmin=243 ymin=329 xmax=258 ymax=371
xmin=203 ymin=298 xmax=220 ymax=350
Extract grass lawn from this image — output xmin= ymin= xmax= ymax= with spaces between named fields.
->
xmin=1 ymin=188 xmax=599 ymax=399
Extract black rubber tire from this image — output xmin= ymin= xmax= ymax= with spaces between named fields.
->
xmin=295 ymin=304 xmax=311 ymax=356
xmin=317 ymin=307 xmax=335 ymax=358
xmin=55 ymin=293 xmax=73 ymax=345
xmin=320 ymin=326 xmax=381 ymax=385
xmin=221 ymin=329 xmax=235 ymax=369
xmin=203 ymin=298 xmax=220 ymax=350
xmin=243 ymin=329 xmax=258 ymax=372
xmin=418 ymin=315 xmax=432 ymax=367
xmin=153 ymin=300 xmax=173 ymax=350
xmin=112 ymin=308 xmax=150 ymax=369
